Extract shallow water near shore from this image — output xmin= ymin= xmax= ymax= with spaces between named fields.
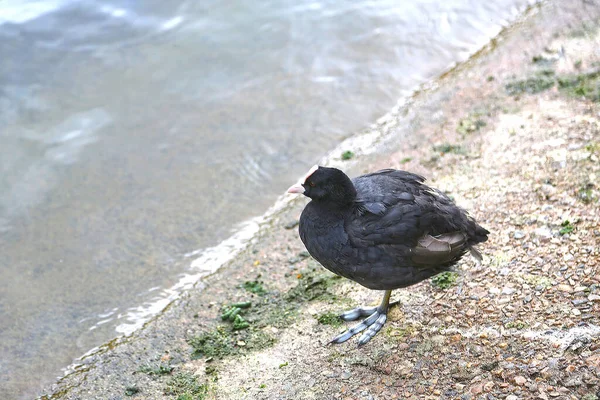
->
xmin=0 ymin=0 xmax=535 ymax=398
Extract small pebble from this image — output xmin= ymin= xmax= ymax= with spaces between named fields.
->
xmin=470 ymin=384 xmax=483 ymax=395
xmin=557 ymin=284 xmax=572 ymax=293
xmin=321 ymin=370 xmax=336 ymax=378
xmin=502 ymin=362 xmax=515 ymax=370
xmin=565 ymin=364 xmax=576 ymax=372
xmin=534 ymin=226 xmax=553 ymax=240
xmin=502 ymin=287 xmax=516 ymax=295
xmin=284 ymin=220 xmax=299 ymax=229
xmin=489 ymin=287 xmax=501 ymax=295
xmin=514 ymin=375 xmax=527 ymax=385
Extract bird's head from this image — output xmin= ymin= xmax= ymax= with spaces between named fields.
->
xmin=287 ymin=165 xmax=356 ymax=206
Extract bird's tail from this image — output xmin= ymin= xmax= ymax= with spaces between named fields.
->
xmin=469 ymin=246 xmax=483 ymax=265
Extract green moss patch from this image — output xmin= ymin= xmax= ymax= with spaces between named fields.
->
xmin=581 ymin=393 xmax=599 ymax=400
xmin=285 ymin=270 xmax=342 ymax=302
xmin=189 ymin=299 xmax=292 ymax=358
xmin=569 ymin=22 xmax=599 ymax=38
xmin=242 ymin=280 xmax=267 ymax=295
xmin=585 ymin=142 xmax=600 ymax=154
xmin=457 ymin=116 xmax=486 ymax=135
xmin=138 ymin=363 xmax=174 ymax=376
xmin=189 ymin=325 xmax=277 ymax=360
xmin=188 ymin=267 xmax=345 ymax=360
xmin=505 ymin=72 xmax=555 ymax=95
xmin=505 ymin=68 xmax=600 ymax=102
xmin=188 ymin=328 xmax=235 ymax=359
xmin=559 ymin=220 xmax=575 ymax=235
xmin=315 ymin=311 xmax=343 ymax=327
xmin=430 ymin=271 xmax=459 ymax=289
xmin=164 ymin=372 xmax=207 ymax=400
xmin=385 ymin=324 xmax=417 ymax=338
xmin=557 ymin=70 xmax=600 ymax=102
xmin=432 ymin=144 xmax=466 ymax=155
xmin=341 ymin=150 xmax=355 ymax=160
xmin=523 ymin=274 xmax=552 ymax=289
xmin=532 ymin=54 xmax=558 ymax=67
xmin=504 ymin=320 xmax=528 ymax=330
xmin=124 ymin=386 xmax=140 ymax=396
xmin=577 ymin=183 xmax=596 ymax=204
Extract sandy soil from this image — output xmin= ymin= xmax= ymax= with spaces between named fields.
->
xmin=43 ymin=1 xmax=600 ymax=399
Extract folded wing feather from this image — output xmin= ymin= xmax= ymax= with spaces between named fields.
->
xmin=411 ymin=232 xmax=467 ymax=267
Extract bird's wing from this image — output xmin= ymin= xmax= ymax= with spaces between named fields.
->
xmin=410 ymin=231 xmax=468 ymax=267
xmin=352 ymin=169 xmax=424 ymax=217
xmin=347 ymin=169 xmax=470 ymax=267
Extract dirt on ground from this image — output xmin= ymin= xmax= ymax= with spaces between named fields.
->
xmin=43 ymin=1 xmax=600 ymax=399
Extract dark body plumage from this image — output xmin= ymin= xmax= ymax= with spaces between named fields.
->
xmin=298 ymin=167 xmax=489 ymax=290
xmin=289 ymin=166 xmax=489 ymax=345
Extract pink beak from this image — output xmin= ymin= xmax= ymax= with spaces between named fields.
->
xmin=287 ymin=183 xmax=305 ymax=194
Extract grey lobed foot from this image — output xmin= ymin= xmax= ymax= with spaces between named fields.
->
xmin=330 ymin=308 xmax=388 ymax=346
xmin=339 ymin=306 xmax=377 ymax=321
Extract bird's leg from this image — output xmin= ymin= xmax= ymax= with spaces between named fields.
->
xmin=331 ymin=290 xmax=392 ymax=346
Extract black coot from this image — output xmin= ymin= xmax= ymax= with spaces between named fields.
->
xmin=288 ymin=165 xmax=489 ymax=345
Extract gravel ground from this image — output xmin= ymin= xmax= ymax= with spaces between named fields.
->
xmin=43 ymin=1 xmax=600 ymax=399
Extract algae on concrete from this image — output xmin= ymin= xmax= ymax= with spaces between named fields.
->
xmin=456 ymin=115 xmax=487 ymax=135
xmin=164 ymin=372 xmax=208 ymax=400
xmin=430 ymin=271 xmax=459 ymax=289
xmin=242 ymin=280 xmax=267 ymax=295
xmin=559 ymin=219 xmax=575 ymax=235
xmin=315 ymin=311 xmax=344 ymax=328
xmin=341 ymin=150 xmax=355 ymax=160
xmin=505 ymin=72 xmax=556 ymax=95
xmin=432 ymin=143 xmax=467 ymax=155
xmin=138 ymin=363 xmax=174 ymax=376
xmin=558 ymin=69 xmax=600 ymax=102
xmin=285 ymin=269 xmax=343 ymax=302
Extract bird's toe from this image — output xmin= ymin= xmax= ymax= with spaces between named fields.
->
xmin=340 ymin=306 xmax=377 ymax=321
xmin=357 ymin=312 xmax=387 ymax=346
xmin=330 ymin=308 xmax=388 ymax=345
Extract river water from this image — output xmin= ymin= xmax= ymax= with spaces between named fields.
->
xmin=0 ymin=0 xmax=534 ymax=398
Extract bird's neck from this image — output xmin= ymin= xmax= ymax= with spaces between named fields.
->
xmin=311 ymin=198 xmax=354 ymax=217
xmin=326 ymin=177 xmax=357 ymax=208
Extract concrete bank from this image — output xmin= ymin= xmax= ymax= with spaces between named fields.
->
xmin=43 ymin=0 xmax=600 ymax=399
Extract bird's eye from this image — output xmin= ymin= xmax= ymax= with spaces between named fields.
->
xmin=309 ymin=181 xmax=315 ymax=187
